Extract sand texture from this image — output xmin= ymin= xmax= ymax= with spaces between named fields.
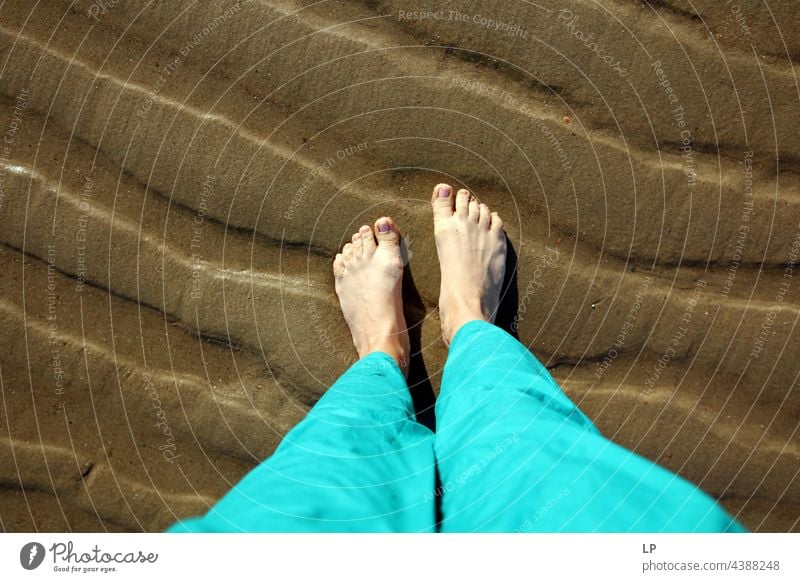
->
xmin=0 ymin=0 xmax=798 ymax=531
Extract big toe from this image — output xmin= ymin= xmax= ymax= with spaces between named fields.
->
xmin=374 ymin=217 xmax=400 ymax=250
xmin=431 ymin=183 xmax=454 ymax=220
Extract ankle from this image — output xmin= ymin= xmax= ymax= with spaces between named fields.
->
xmin=442 ymin=305 xmax=489 ymax=345
xmin=358 ymin=337 xmax=409 ymax=376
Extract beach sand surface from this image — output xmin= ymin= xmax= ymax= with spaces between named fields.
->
xmin=0 ymin=0 xmax=797 ymax=531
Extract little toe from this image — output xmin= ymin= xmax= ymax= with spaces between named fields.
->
xmin=333 ymin=253 xmax=345 ymax=278
xmin=455 ymin=189 xmax=471 ymax=218
xmin=490 ymin=211 xmax=504 ymax=234
xmin=431 ymin=183 xmax=454 ymax=220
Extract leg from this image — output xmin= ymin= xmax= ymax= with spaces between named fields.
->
xmin=430 ymin=184 xmax=745 ymax=532
xmin=167 ymin=219 xmax=435 ymax=532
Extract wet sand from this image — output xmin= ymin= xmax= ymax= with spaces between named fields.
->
xmin=0 ymin=0 xmax=798 ymax=531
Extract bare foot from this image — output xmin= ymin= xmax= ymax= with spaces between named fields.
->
xmin=431 ymin=183 xmax=507 ymax=346
xmin=333 ymin=217 xmax=410 ymax=375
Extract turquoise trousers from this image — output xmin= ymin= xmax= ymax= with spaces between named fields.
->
xmin=167 ymin=321 xmax=745 ymax=532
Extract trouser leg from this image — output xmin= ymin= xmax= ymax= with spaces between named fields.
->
xmin=166 ymin=353 xmax=436 ymax=532
xmin=435 ymin=321 xmax=745 ymax=532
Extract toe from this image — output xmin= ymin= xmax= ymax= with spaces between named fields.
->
xmin=490 ymin=211 xmax=504 ymax=234
xmin=360 ymin=224 xmax=376 ymax=255
xmin=455 ymin=189 xmax=471 ymax=217
xmin=374 ymin=216 xmax=400 ymax=249
xmin=342 ymin=242 xmax=353 ymax=262
xmin=431 ymin=183 xmax=454 ymax=219
xmin=351 ymin=232 xmax=363 ymax=259
xmin=333 ymin=253 xmax=345 ymax=278
xmin=468 ymin=195 xmax=480 ymax=222
xmin=479 ymin=203 xmax=491 ymax=227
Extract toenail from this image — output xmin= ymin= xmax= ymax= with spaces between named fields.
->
xmin=378 ymin=222 xmax=390 ymax=233
xmin=439 ymin=185 xmax=451 ymax=198
xmin=360 ymin=225 xmax=370 ymax=233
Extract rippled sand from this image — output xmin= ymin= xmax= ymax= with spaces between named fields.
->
xmin=0 ymin=0 xmax=798 ymax=531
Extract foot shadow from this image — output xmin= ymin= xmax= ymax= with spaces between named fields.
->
xmin=493 ymin=237 xmax=520 ymax=340
xmin=401 ymin=263 xmax=437 ymax=432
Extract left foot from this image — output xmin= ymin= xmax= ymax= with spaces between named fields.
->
xmin=333 ymin=218 xmax=410 ymax=375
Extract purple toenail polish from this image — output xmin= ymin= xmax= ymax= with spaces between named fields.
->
xmin=378 ymin=222 xmax=390 ymax=233
xmin=439 ymin=185 xmax=451 ymax=198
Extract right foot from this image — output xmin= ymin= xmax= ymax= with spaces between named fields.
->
xmin=431 ymin=183 xmax=507 ymax=346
